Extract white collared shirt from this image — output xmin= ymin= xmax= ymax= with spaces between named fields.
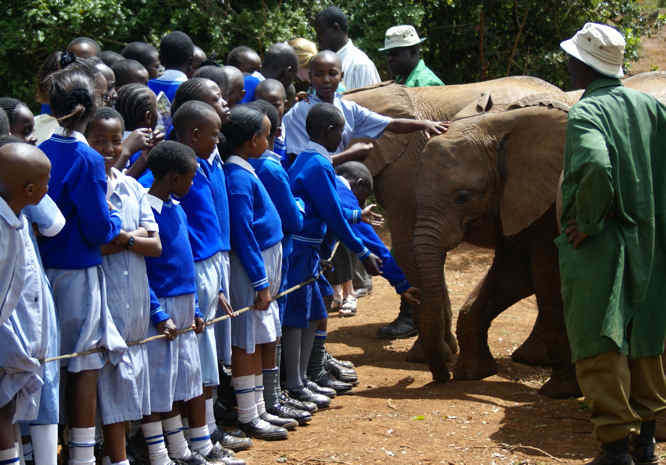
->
xmin=146 ymin=193 xmax=169 ymax=214
xmin=158 ymin=69 xmax=188 ymax=82
xmin=226 ymin=155 xmax=259 ymax=178
xmin=302 ymin=141 xmax=333 ymax=162
xmin=336 ymin=39 xmax=381 ymax=90
xmin=54 ymin=126 xmax=89 ymax=145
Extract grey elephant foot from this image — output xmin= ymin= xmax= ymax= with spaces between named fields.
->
xmin=511 ymin=338 xmax=554 ymax=366
xmin=538 ymin=368 xmax=581 ymax=399
xmin=453 ymin=356 xmax=498 ymax=380
xmin=405 ymin=338 xmax=426 ymax=363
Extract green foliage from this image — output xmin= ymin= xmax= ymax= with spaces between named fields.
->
xmin=0 ymin=0 xmax=659 ymax=109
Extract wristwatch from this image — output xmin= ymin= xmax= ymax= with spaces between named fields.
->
xmin=126 ymin=236 xmax=136 ymax=249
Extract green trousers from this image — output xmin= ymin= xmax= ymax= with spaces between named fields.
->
xmin=576 ymin=351 xmax=666 ymax=442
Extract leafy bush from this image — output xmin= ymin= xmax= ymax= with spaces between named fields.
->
xmin=0 ymin=0 xmax=659 ymax=109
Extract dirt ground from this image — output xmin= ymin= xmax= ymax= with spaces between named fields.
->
xmin=230 ymin=243 xmax=665 ymax=465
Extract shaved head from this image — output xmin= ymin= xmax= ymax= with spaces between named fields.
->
xmin=0 ymin=143 xmax=51 ymax=210
xmin=309 ymin=50 xmax=341 ymax=70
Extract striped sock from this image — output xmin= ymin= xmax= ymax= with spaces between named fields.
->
xmin=188 ymin=425 xmax=213 ymax=456
xmin=162 ymin=415 xmax=191 ymax=460
xmin=141 ymin=421 xmax=170 ymax=465
xmin=233 ymin=375 xmax=258 ymax=424
xmin=69 ymin=427 xmax=96 ymax=465
xmin=0 ymin=446 xmax=19 ymax=465
xmin=254 ymin=374 xmax=266 ymax=415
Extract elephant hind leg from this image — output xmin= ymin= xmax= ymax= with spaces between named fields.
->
xmin=454 ymin=242 xmax=533 ymax=380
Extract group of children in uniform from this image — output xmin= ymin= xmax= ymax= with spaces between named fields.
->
xmin=0 ymin=27 xmax=445 ymax=465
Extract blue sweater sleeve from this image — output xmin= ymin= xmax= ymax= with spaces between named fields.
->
xmin=73 ymin=155 xmax=122 ymax=245
xmin=352 ymin=222 xmax=410 ymax=294
xmin=306 ymin=163 xmax=369 ymax=259
xmin=263 ymin=165 xmax=304 ymax=235
xmin=149 ymin=285 xmax=170 ymax=327
xmin=343 ymin=207 xmax=361 ymax=224
xmin=228 ymin=191 xmax=269 ymax=290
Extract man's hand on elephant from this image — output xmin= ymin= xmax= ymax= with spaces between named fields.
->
xmin=361 ymin=204 xmax=384 ymax=226
xmin=565 ymin=219 xmax=589 ymax=248
xmin=347 ymin=142 xmax=374 ymax=160
xmin=401 ymin=287 xmax=422 ymax=305
xmin=362 ymin=253 xmax=383 ymax=275
xmin=421 ymin=120 xmax=450 ymax=139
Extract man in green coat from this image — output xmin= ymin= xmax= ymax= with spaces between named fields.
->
xmin=375 ymin=24 xmax=445 ymax=340
xmin=558 ymin=22 xmax=666 ymax=465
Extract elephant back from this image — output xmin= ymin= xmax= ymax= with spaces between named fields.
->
xmin=623 ymin=71 xmax=666 ymax=104
xmin=343 ymin=83 xmax=426 ymax=176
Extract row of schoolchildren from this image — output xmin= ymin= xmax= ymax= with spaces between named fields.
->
xmin=0 ymin=28 xmax=444 ymax=465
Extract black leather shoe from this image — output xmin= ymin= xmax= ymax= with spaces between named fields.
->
xmin=377 ymin=314 xmax=418 ymax=339
xmin=288 ymin=387 xmax=331 ymax=409
xmin=312 ymin=372 xmax=353 ymax=394
xmin=172 ymin=450 xmax=209 ymax=465
xmin=325 ymin=357 xmax=358 ymax=384
xmin=632 ymin=421 xmax=658 ymax=465
xmin=305 ymin=379 xmax=337 ymax=398
xmin=267 ymin=401 xmax=312 ymax=425
xmin=260 ymin=411 xmax=298 ymax=430
xmin=587 ymin=438 xmax=635 ymax=465
xmin=198 ymin=443 xmax=245 ymax=465
xmin=326 ymin=352 xmax=354 ymax=368
xmin=239 ymin=417 xmax=288 ymax=441
xmin=210 ymin=429 xmax=252 ymax=452
xmin=280 ymin=391 xmax=317 ymax=413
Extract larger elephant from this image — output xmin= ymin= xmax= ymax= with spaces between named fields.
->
xmin=343 ymin=73 xmax=666 ymax=395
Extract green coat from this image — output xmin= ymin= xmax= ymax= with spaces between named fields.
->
xmin=396 ymin=59 xmax=444 ymax=87
xmin=556 ymin=78 xmax=666 ymax=362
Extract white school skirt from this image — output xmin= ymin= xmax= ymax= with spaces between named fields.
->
xmin=145 ymin=294 xmax=202 ymax=413
xmin=195 ymin=251 xmax=223 ymax=387
xmin=230 ymin=243 xmax=282 ymax=354
xmin=215 ymin=251 xmax=232 ymax=365
xmin=46 ymin=266 xmax=126 ymax=373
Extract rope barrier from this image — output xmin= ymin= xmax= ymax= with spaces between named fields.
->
xmin=41 ymin=241 xmax=341 ymax=364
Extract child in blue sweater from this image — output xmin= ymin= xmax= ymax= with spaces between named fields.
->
xmin=285 ymin=103 xmax=383 ymax=407
xmin=171 ymin=101 xmax=240 ymax=463
xmin=246 ymin=100 xmax=312 ymax=425
xmin=38 ymin=66 xmax=128 ymax=465
xmin=148 ymin=31 xmax=194 ymax=102
xmin=221 ymin=106 xmax=291 ymax=441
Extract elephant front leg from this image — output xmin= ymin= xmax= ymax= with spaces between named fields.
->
xmin=454 ymin=246 xmax=533 ymax=380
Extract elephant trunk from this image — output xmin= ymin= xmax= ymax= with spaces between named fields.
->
xmin=413 ymin=215 xmax=458 ymax=382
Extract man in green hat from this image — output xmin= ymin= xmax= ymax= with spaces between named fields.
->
xmin=379 ymin=25 xmax=444 ymax=88
xmin=558 ymin=22 xmax=666 ymax=465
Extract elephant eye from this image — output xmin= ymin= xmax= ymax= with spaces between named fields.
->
xmin=454 ymin=190 xmax=472 ymax=205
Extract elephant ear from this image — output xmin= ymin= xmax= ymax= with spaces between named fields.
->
xmin=495 ymin=105 xmax=570 ymax=236
xmin=453 ymin=93 xmax=494 ymax=119
xmin=343 ymin=84 xmax=424 ymax=176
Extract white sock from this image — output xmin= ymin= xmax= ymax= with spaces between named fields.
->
xmin=205 ymin=398 xmax=217 ymax=434
xmin=69 ymin=427 xmax=96 ymax=465
xmin=0 ymin=445 xmax=19 ymax=465
xmin=30 ymin=424 xmax=58 ymax=465
xmin=232 ymin=375 xmax=258 ymax=424
xmin=254 ymin=374 xmax=266 ymax=416
xmin=162 ymin=415 xmax=191 ymax=460
xmin=141 ymin=422 xmax=170 ymax=465
xmin=188 ymin=425 xmax=213 ymax=456
xmin=181 ymin=417 xmax=190 ymax=440
xmin=21 ymin=442 xmax=33 ymax=462
xmin=111 ymin=461 xmax=130 ymax=465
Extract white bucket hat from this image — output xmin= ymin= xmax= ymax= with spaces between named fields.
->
xmin=560 ymin=22 xmax=625 ymax=78
xmin=378 ymin=25 xmax=426 ymax=52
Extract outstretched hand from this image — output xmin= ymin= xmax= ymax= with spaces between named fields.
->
xmin=361 ymin=204 xmax=384 ymax=227
xmin=362 ymin=252 xmax=383 ymax=276
xmin=401 ymin=287 xmax=422 ymax=305
xmin=565 ymin=219 xmax=588 ymax=248
xmin=422 ymin=120 xmax=450 ymax=139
